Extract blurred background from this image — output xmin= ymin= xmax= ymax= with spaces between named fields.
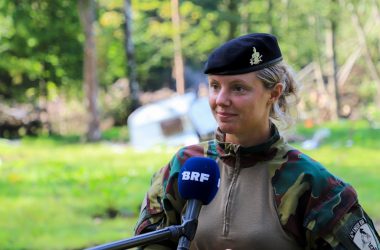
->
xmin=0 ymin=0 xmax=379 ymax=249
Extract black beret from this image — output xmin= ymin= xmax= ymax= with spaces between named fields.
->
xmin=203 ymin=33 xmax=283 ymax=75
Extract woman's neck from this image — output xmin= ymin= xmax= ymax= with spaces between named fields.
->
xmin=225 ymin=122 xmax=272 ymax=147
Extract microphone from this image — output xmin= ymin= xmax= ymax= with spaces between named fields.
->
xmin=177 ymin=157 xmax=220 ymax=250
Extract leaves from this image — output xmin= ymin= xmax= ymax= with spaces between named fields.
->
xmin=0 ymin=0 xmax=83 ymax=101
xmin=0 ymin=0 xmax=379 ymax=112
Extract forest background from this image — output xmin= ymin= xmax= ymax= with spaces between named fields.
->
xmin=1 ymin=0 xmax=379 ymax=138
xmin=0 ymin=0 xmax=380 ymax=249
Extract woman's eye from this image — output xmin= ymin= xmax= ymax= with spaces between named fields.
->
xmin=209 ymin=83 xmax=219 ymax=90
xmin=233 ymin=85 xmax=245 ymax=92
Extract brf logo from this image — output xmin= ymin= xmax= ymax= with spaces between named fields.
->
xmin=181 ymin=171 xmax=210 ymax=182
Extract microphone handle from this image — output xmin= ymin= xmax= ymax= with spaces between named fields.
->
xmin=86 ymin=226 xmax=181 ymax=250
xmin=177 ymin=199 xmax=203 ymax=250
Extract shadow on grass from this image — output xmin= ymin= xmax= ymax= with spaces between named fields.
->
xmin=19 ymin=126 xmax=129 ymax=145
xmin=21 ymin=134 xmax=82 ymax=145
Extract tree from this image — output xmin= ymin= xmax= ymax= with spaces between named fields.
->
xmin=1 ymin=0 xmax=380 ymax=130
xmin=124 ymin=0 xmax=140 ymax=110
xmin=78 ymin=0 xmax=101 ymax=141
xmin=223 ymin=0 xmax=240 ymax=40
xmin=325 ymin=0 xmax=341 ymax=119
xmin=171 ymin=0 xmax=185 ymax=94
xmin=346 ymin=0 xmax=380 ymax=108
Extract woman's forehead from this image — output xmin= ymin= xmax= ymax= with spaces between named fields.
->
xmin=207 ymin=72 xmax=258 ymax=83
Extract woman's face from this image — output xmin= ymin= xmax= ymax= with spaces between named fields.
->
xmin=208 ymin=72 xmax=273 ymax=139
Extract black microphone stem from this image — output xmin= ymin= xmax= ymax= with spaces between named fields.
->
xmin=85 ymin=212 xmax=201 ymax=250
xmin=177 ymin=200 xmax=202 ymax=250
xmin=86 ymin=225 xmax=181 ymax=250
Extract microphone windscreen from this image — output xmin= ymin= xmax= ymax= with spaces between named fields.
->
xmin=178 ymin=157 xmax=220 ymax=205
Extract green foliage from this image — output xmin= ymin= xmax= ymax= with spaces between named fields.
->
xmin=0 ymin=0 xmax=380 ymax=135
xmin=1 ymin=0 xmax=378 ymax=94
xmin=0 ymin=0 xmax=83 ymax=102
xmin=97 ymin=1 xmax=126 ymax=88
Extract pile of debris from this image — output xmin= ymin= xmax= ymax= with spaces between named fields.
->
xmin=0 ymin=104 xmax=43 ymax=139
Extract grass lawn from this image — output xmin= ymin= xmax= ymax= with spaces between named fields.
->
xmin=0 ymin=136 xmax=175 ymax=250
xmin=0 ymin=120 xmax=379 ymax=249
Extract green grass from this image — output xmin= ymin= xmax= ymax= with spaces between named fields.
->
xmin=0 ymin=138 xmax=176 ymax=249
xmin=0 ymin=120 xmax=379 ymax=249
xmin=101 ymin=126 xmax=129 ymax=142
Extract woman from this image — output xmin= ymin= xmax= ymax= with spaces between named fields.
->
xmin=134 ymin=33 xmax=380 ymax=249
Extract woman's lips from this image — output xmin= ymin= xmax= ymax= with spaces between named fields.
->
xmin=216 ymin=111 xmax=237 ymax=120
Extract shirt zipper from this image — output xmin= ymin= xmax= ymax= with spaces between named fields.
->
xmin=223 ymin=155 xmax=240 ymax=236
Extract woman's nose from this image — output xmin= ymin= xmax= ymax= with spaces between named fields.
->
xmin=215 ymin=88 xmax=230 ymax=106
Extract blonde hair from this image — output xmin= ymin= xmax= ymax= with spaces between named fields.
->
xmin=256 ymin=62 xmax=299 ymax=130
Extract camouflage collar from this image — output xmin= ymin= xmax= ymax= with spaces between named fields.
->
xmin=215 ymin=124 xmax=280 ymax=157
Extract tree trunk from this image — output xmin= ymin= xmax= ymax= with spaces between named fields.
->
xmin=78 ymin=0 xmax=101 ymax=142
xmin=337 ymin=45 xmax=362 ymax=87
xmin=240 ymin=0 xmax=250 ymax=34
xmin=312 ymin=14 xmax=327 ymax=94
xmin=373 ymin=0 xmax=380 ymax=24
xmin=225 ymin=0 xmax=239 ymax=40
xmin=327 ymin=19 xmax=341 ymax=119
xmin=283 ymin=0 xmax=290 ymax=30
xmin=350 ymin=2 xmax=380 ymax=108
xmin=268 ymin=0 xmax=276 ymax=35
xmin=124 ymin=0 xmax=140 ymax=111
xmin=337 ymin=0 xmax=379 ymax=87
xmin=325 ymin=0 xmax=341 ymax=120
xmin=170 ymin=0 xmax=185 ymax=95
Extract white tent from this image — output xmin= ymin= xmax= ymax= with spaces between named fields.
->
xmin=127 ymin=92 xmax=217 ymax=149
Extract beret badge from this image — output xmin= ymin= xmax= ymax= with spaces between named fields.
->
xmin=250 ymin=47 xmax=263 ymax=65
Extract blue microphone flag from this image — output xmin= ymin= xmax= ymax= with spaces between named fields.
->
xmin=178 ymin=157 xmax=220 ymax=205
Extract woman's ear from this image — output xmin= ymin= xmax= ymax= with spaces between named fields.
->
xmin=269 ymin=83 xmax=283 ymax=102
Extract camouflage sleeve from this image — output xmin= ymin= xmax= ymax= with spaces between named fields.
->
xmin=272 ymin=150 xmax=380 ymax=249
xmin=134 ymin=145 xmax=205 ymax=249
xmin=133 ymin=161 xmax=182 ymax=250
xmin=134 ymin=164 xmax=172 ymax=233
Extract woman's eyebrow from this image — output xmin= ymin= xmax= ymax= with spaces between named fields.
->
xmin=208 ymin=78 xmax=249 ymax=86
xmin=208 ymin=79 xmax=219 ymax=84
xmin=229 ymin=79 xmax=248 ymax=85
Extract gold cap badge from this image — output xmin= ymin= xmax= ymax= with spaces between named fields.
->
xmin=250 ymin=47 xmax=263 ymax=65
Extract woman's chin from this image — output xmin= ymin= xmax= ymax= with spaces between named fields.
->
xmin=218 ymin=124 xmax=238 ymax=134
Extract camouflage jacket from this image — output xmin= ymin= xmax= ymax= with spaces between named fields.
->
xmin=135 ymin=126 xmax=380 ymax=249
